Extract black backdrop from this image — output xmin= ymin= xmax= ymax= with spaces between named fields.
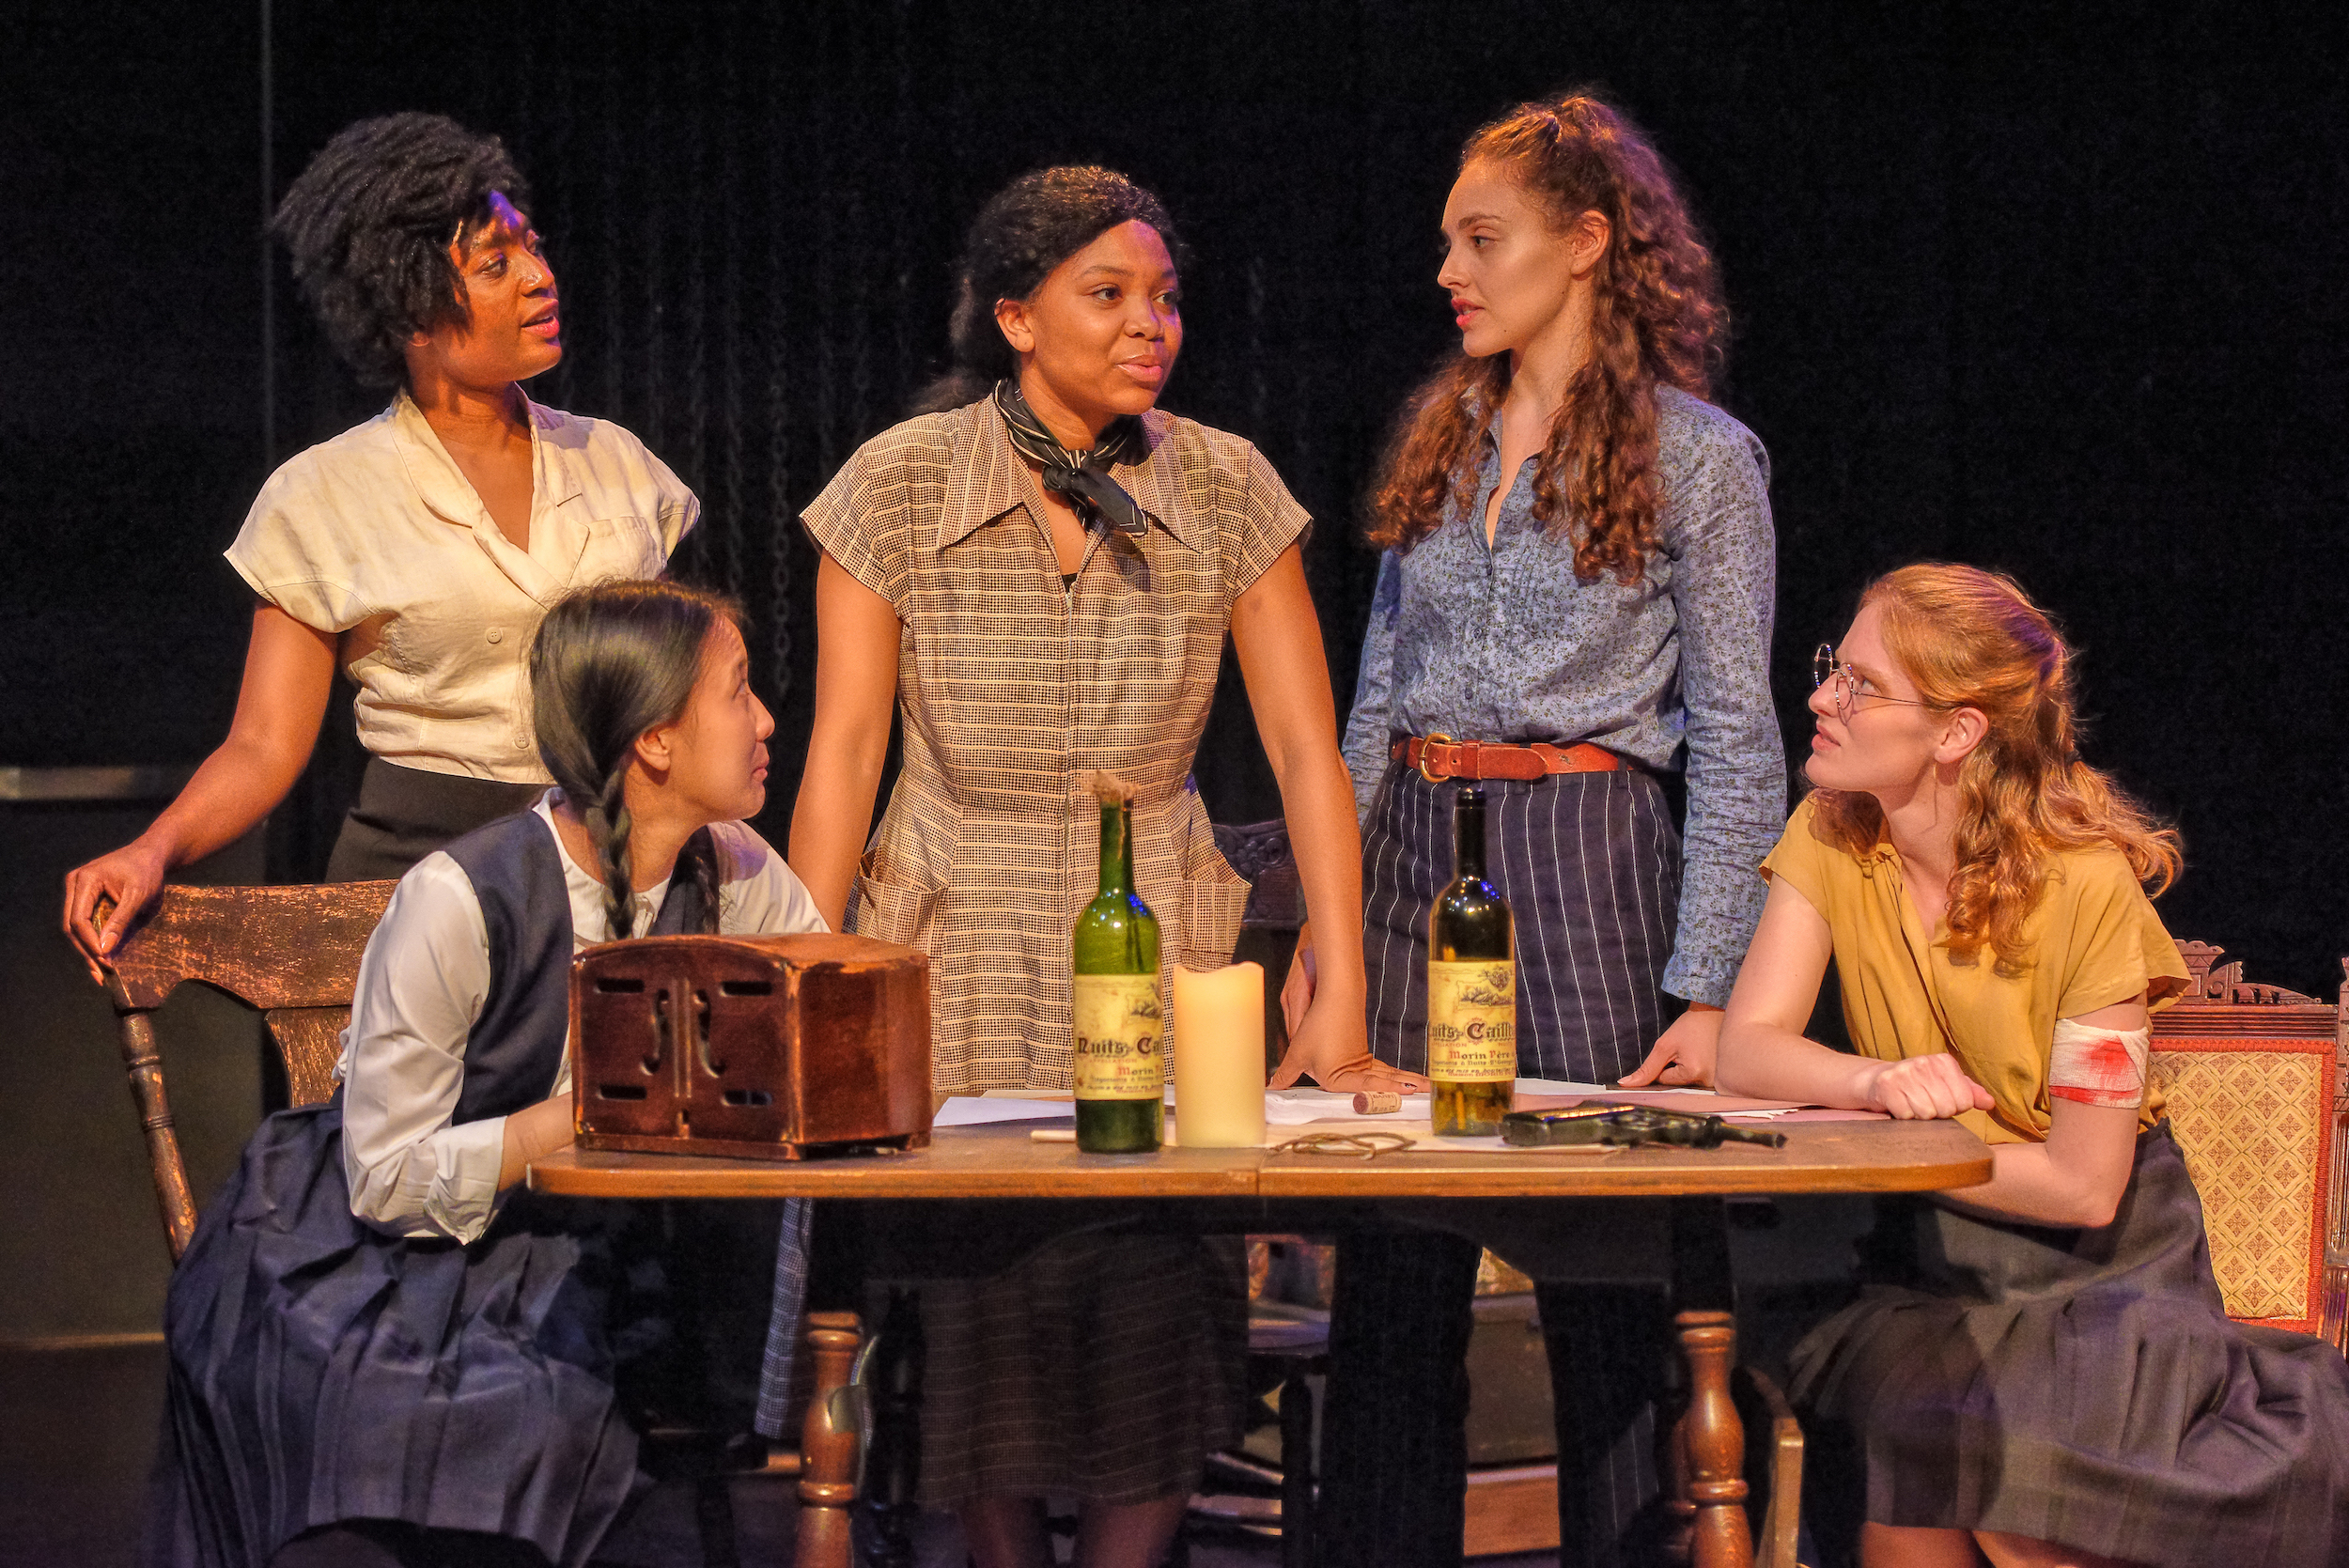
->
xmin=8 ymin=1 xmax=2346 ymax=997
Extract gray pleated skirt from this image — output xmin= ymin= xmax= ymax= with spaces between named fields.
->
xmin=1361 ymin=757 xmax=1680 ymax=1082
xmin=1790 ymin=1125 xmax=2349 ymax=1566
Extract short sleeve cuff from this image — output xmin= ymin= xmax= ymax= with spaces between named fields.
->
xmin=1226 ymin=445 xmax=1312 ymax=603
xmin=801 ymin=467 xmax=906 ymax=617
xmin=1758 ymin=844 xmax=1827 ymax=912
xmin=221 ymin=548 xmax=370 ymax=633
xmin=2059 ymin=945 xmax=2191 ymax=1019
xmin=1661 ymin=960 xmax=1736 ymax=1010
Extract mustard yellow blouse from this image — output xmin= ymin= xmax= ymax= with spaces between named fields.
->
xmin=1761 ymin=797 xmax=2189 ymax=1146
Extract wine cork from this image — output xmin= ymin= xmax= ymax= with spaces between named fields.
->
xmin=1352 ymin=1091 xmax=1403 ymax=1115
xmin=1084 ymin=770 xmax=1139 ymax=804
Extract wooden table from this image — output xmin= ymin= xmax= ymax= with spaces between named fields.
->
xmin=534 ymin=1117 xmax=1988 ymax=1568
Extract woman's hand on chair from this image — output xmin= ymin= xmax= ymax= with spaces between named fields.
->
xmin=63 ymin=839 xmax=172 ymax=983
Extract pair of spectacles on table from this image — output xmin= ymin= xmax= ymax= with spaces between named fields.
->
xmin=1812 ymin=644 xmax=1931 ymax=722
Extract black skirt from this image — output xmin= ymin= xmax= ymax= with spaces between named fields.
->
xmin=326 ymin=758 xmax=548 ymax=882
xmin=1790 ymin=1125 xmax=2349 ymax=1565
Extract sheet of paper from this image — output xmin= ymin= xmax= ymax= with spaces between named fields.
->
xmin=934 ymin=1095 xmax=1073 ymax=1126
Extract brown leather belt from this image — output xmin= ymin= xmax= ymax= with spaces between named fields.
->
xmin=1392 ymin=734 xmax=1624 ymax=784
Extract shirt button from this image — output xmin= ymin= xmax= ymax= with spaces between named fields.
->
xmin=514 ymin=737 xmax=530 ymax=751
xmin=486 ymin=628 xmax=505 ymax=644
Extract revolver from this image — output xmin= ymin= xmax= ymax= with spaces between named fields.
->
xmin=1500 ymin=1102 xmax=1787 ymax=1150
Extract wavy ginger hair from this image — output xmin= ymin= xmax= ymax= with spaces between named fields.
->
xmin=1366 ymin=94 xmax=1729 ymax=578
xmin=1810 ymin=564 xmax=2182 ymax=974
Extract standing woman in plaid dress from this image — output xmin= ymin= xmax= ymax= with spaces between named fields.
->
xmin=1279 ymin=95 xmax=1785 ymax=1566
xmin=781 ymin=168 xmax=1405 ymax=1568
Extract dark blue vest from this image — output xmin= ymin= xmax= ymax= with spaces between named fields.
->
xmin=441 ymin=810 xmax=713 ymax=1124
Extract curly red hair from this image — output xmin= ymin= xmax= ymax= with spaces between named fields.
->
xmin=1365 ymin=93 xmax=1730 ymax=580
xmin=1809 ymin=565 xmax=2183 ymax=974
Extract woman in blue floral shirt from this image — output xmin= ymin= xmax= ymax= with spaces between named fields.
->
xmin=1278 ymin=94 xmax=1783 ymax=1568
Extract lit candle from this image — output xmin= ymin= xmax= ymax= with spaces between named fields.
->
xmin=1171 ymin=961 xmax=1267 ymax=1148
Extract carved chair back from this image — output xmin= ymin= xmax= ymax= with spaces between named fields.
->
xmin=100 ymin=881 xmax=397 ymax=1262
xmin=2150 ymin=940 xmax=2346 ymax=1345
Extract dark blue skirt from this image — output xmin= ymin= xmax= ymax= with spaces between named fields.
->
xmin=1360 ymin=759 xmax=1680 ymax=1082
xmin=148 ymin=1100 xmax=661 ymax=1568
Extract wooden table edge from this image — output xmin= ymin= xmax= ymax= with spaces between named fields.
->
xmin=1252 ymin=1150 xmax=1991 ymax=1199
xmin=529 ymin=1141 xmax=1993 ymax=1202
xmin=526 ymin=1145 xmax=1266 ymax=1201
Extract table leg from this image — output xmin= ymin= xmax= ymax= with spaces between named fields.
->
xmin=794 ymin=1311 xmax=864 ymax=1568
xmin=1674 ymin=1311 xmax=1751 ymax=1568
xmin=1669 ymin=1199 xmax=1751 ymax=1568
xmin=860 ymin=1286 xmax=926 ymax=1568
xmin=1279 ymin=1357 xmax=1320 ymax=1568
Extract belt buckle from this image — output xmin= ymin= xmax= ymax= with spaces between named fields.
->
xmin=1418 ymin=732 xmax=1455 ymax=784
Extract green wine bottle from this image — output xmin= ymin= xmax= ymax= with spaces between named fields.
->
xmin=1072 ymin=771 xmax=1164 ymax=1153
xmin=1428 ymin=784 xmax=1516 ymax=1136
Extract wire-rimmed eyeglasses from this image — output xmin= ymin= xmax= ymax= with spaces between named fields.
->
xmin=1812 ymin=644 xmax=1930 ymax=722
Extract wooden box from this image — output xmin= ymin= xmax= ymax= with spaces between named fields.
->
xmin=570 ymin=932 xmax=933 ymax=1159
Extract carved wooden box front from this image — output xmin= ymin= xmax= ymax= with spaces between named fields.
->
xmin=571 ymin=933 xmax=933 ymax=1159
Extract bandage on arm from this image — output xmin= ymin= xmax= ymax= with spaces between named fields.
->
xmin=2048 ymin=1017 xmax=2151 ymax=1110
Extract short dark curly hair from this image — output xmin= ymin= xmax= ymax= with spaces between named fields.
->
xmin=912 ymin=166 xmax=1190 ymax=413
xmin=271 ymin=113 xmax=532 ymax=389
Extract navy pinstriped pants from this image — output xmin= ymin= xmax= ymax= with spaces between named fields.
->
xmin=1319 ymin=761 xmax=1682 ymax=1568
xmin=1361 ymin=764 xmax=1679 ymax=1081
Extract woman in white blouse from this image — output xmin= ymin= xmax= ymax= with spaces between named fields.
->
xmin=150 ymin=580 xmax=826 ymax=1568
xmin=63 ymin=112 xmax=697 ymax=978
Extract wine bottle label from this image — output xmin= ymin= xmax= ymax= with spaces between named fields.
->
xmin=1072 ymin=974 xmax=1165 ymax=1099
xmin=1426 ymin=960 xmax=1517 ymax=1082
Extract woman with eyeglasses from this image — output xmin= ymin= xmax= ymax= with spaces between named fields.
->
xmin=1281 ymin=94 xmax=1784 ymax=1567
xmin=62 ymin=114 xmax=697 ymax=977
xmin=783 ymin=166 xmax=1385 ymax=1568
xmin=1720 ymin=563 xmax=2349 ymax=1568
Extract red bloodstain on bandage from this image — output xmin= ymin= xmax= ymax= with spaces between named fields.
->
xmin=2048 ymin=1018 xmax=2150 ymax=1110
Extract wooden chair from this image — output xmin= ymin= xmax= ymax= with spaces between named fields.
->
xmin=98 ymin=882 xmax=867 ymax=1568
xmin=2150 ymin=940 xmax=2346 ymax=1345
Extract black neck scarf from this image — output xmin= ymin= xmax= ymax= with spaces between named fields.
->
xmin=991 ymin=380 xmax=1152 ymax=536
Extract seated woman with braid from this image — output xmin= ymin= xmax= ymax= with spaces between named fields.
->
xmin=149 ymin=581 xmax=825 ymax=1568
xmin=1715 ymin=563 xmax=2349 ymax=1568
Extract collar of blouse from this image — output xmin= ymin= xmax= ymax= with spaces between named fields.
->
xmin=936 ymin=402 xmax=1207 ymax=557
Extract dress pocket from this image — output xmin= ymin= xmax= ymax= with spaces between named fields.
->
xmin=1176 ymin=862 xmax=1252 ymax=970
xmin=849 ymin=864 xmax=941 ymax=950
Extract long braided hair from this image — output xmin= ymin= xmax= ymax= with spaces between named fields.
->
xmin=529 ymin=581 xmax=744 ymax=940
xmin=1367 ymin=93 xmax=1729 ymax=581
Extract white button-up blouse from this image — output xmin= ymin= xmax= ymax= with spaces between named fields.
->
xmin=226 ymin=393 xmax=699 ymax=784
xmin=336 ymin=794 xmax=828 ymax=1242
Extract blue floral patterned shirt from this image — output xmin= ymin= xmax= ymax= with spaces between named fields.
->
xmin=1341 ymin=385 xmax=1785 ymax=1006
